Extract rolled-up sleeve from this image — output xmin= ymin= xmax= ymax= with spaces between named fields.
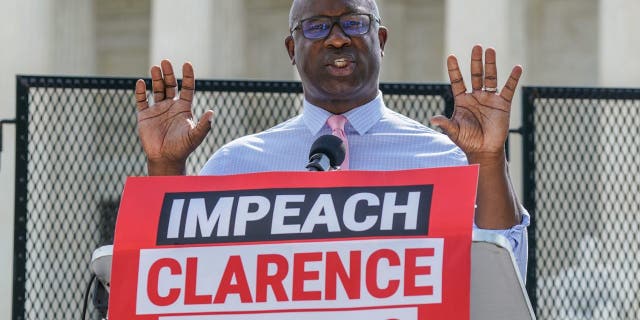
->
xmin=473 ymin=205 xmax=530 ymax=281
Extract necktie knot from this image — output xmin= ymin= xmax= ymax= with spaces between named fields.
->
xmin=326 ymin=115 xmax=349 ymax=169
xmin=327 ymin=114 xmax=348 ymax=131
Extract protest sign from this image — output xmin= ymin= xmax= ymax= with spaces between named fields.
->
xmin=109 ymin=166 xmax=478 ymax=319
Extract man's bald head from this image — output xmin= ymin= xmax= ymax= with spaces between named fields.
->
xmin=289 ymin=0 xmax=380 ymax=29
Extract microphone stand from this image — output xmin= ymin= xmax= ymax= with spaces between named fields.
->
xmin=306 ymin=153 xmax=333 ymax=171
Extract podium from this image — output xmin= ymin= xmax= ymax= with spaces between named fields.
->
xmin=471 ymin=230 xmax=536 ymax=319
xmin=92 ymin=230 xmax=535 ymax=319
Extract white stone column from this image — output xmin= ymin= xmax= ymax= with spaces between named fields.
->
xmin=599 ymin=0 xmax=640 ymax=86
xmin=1 ymin=0 xmax=97 ymax=317
xmin=51 ymin=0 xmax=96 ymax=74
xmin=150 ymin=0 xmax=246 ymax=78
xmin=444 ymin=0 xmax=521 ymax=87
xmin=527 ymin=0 xmax=598 ymax=86
xmin=14 ymin=2 xmax=97 ymax=318
xmin=598 ymin=2 xmax=640 ymax=315
xmin=444 ymin=0 xmax=526 ymax=196
xmin=0 ymin=1 xmax=55 ymax=319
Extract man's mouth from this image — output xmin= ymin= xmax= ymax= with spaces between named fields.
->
xmin=333 ymin=58 xmax=349 ymax=68
xmin=325 ymin=57 xmax=355 ymax=77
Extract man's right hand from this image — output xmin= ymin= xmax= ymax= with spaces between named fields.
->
xmin=135 ymin=60 xmax=213 ymax=176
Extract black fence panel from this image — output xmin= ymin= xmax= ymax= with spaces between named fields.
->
xmin=522 ymin=86 xmax=640 ymax=320
xmin=13 ymin=76 xmax=453 ymax=319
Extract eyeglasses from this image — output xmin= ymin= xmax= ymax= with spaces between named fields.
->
xmin=291 ymin=13 xmax=380 ymax=40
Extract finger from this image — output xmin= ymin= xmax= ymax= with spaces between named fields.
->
xmin=499 ymin=65 xmax=523 ymax=103
xmin=161 ymin=60 xmax=177 ymax=99
xmin=484 ymin=48 xmax=498 ymax=91
xmin=190 ymin=109 xmax=214 ymax=146
xmin=180 ymin=62 xmax=196 ymax=103
xmin=135 ymin=79 xmax=148 ymax=111
xmin=470 ymin=45 xmax=483 ymax=91
xmin=150 ymin=65 xmax=165 ymax=102
xmin=430 ymin=115 xmax=459 ymax=143
xmin=447 ymin=55 xmax=467 ymax=97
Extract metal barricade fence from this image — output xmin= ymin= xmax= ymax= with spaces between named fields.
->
xmin=13 ymin=76 xmax=454 ymax=319
xmin=522 ymin=87 xmax=640 ymax=320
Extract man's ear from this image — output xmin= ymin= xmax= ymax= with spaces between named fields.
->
xmin=285 ymin=35 xmax=296 ymax=65
xmin=378 ymin=26 xmax=388 ymax=57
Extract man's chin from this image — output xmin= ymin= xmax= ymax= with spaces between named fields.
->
xmin=319 ymin=80 xmax=363 ymax=97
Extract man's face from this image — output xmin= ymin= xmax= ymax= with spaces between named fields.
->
xmin=286 ymin=0 xmax=387 ymax=113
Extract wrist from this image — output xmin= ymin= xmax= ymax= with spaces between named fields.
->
xmin=466 ymin=151 xmax=507 ymax=167
xmin=147 ymin=158 xmax=186 ymax=176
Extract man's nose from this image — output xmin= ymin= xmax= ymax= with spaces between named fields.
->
xmin=324 ymin=23 xmax=351 ymax=48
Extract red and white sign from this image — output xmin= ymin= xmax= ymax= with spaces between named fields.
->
xmin=110 ymin=166 xmax=478 ymax=319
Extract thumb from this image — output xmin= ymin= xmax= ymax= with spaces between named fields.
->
xmin=191 ymin=109 xmax=214 ymax=145
xmin=430 ymin=115 xmax=459 ymax=142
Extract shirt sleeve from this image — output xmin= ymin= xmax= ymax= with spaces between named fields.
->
xmin=472 ymin=205 xmax=530 ymax=281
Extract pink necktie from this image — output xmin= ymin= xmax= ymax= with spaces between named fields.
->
xmin=326 ymin=115 xmax=349 ymax=169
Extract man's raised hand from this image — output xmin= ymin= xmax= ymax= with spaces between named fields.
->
xmin=135 ymin=60 xmax=214 ymax=175
xmin=430 ymin=45 xmax=522 ymax=164
xmin=432 ymin=45 xmax=523 ymax=228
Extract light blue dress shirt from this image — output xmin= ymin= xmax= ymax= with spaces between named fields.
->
xmin=200 ymin=92 xmax=530 ymax=279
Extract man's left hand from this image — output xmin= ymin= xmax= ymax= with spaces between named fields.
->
xmin=431 ymin=45 xmax=522 ymax=164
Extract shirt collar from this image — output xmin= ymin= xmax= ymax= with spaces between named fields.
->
xmin=302 ymin=91 xmax=385 ymax=136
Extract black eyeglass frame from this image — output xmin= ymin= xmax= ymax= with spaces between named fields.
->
xmin=290 ymin=13 xmax=381 ymax=40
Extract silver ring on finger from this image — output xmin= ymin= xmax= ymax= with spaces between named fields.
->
xmin=483 ymin=87 xmax=499 ymax=93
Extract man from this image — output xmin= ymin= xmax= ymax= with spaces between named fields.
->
xmin=134 ymin=0 xmax=529 ymax=277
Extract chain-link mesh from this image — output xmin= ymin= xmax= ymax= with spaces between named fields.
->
xmin=523 ymin=87 xmax=640 ymax=319
xmin=13 ymin=76 xmax=452 ymax=319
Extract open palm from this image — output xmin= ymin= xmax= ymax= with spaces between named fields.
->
xmin=431 ymin=45 xmax=522 ymax=160
xmin=135 ymin=60 xmax=213 ymax=172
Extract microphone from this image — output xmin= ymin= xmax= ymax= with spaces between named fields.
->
xmin=87 ymin=245 xmax=112 ymax=317
xmin=306 ymin=135 xmax=346 ymax=171
xmin=90 ymin=245 xmax=113 ymax=293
